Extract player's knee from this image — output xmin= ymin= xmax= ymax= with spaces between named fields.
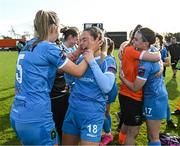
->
xmin=148 ymin=132 xmax=159 ymax=142
xmin=126 ymin=127 xmax=139 ymax=138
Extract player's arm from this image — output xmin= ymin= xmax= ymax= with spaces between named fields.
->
xmin=67 ymin=46 xmax=84 ymax=62
xmin=141 ymin=50 xmax=161 ymax=62
xmin=163 ymin=57 xmax=170 ymax=67
xmin=120 ymin=75 xmax=146 ymax=92
xmin=162 ymin=48 xmax=170 ymax=67
xmin=154 ymin=60 xmax=163 ymax=77
xmin=128 ymin=47 xmax=161 ymax=62
xmin=60 ymin=59 xmax=88 ymax=77
xmin=118 ymin=41 xmax=128 ymax=60
xmin=84 ymin=50 xmax=116 ymax=94
xmin=120 ymin=61 xmax=150 ymax=92
xmin=47 ymin=45 xmax=88 ymax=77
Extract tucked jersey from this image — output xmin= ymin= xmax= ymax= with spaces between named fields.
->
xmin=120 ymin=45 xmax=143 ymax=101
xmin=137 ymin=52 xmax=168 ymax=99
xmin=10 ymin=39 xmax=68 ymax=122
xmin=68 ymin=55 xmax=117 ymax=114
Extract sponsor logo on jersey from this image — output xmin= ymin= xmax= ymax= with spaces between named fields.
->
xmin=138 ymin=67 xmax=145 ymax=77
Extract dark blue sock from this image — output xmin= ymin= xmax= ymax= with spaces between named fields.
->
xmin=103 ymin=114 xmax=111 ymax=133
xmin=166 ymin=104 xmax=171 ymax=121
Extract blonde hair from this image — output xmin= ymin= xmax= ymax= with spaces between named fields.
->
xmin=101 ymin=37 xmax=108 ymax=52
xmin=107 ymin=37 xmax=115 ymax=55
xmin=33 ymin=10 xmax=59 ymax=48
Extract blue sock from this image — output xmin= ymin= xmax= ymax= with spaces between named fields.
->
xmin=148 ymin=141 xmax=161 ymax=146
xmin=166 ymin=104 xmax=171 ymax=121
xmin=103 ymin=114 xmax=112 ymax=133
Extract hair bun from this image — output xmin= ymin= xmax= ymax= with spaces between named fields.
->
xmin=60 ymin=26 xmax=69 ymax=33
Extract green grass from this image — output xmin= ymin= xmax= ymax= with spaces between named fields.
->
xmin=0 ymin=51 xmax=19 ymax=145
xmin=0 ymin=50 xmax=180 ymax=145
xmin=111 ymin=50 xmax=180 ymax=145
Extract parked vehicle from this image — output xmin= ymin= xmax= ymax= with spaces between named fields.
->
xmin=0 ymin=39 xmax=22 ymax=51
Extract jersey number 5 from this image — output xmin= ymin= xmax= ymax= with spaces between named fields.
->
xmin=16 ymin=54 xmax=25 ymax=83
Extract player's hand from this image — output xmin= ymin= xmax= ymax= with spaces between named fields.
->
xmin=155 ymin=60 xmax=163 ymax=77
xmin=83 ymin=49 xmax=94 ymax=63
xmin=88 ymin=37 xmax=103 ymax=52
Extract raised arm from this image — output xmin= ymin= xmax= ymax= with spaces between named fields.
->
xmin=122 ymin=46 xmax=161 ymax=62
xmin=84 ymin=49 xmax=116 ymax=94
xmin=67 ymin=46 xmax=84 ymax=62
xmin=60 ymin=59 xmax=88 ymax=77
xmin=141 ymin=51 xmax=161 ymax=62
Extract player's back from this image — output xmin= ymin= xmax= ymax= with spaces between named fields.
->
xmin=12 ymin=39 xmax=64 ymax=122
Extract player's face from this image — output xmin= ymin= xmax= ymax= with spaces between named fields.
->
xmin=67 ymin=35 xmax=78 ymax=47
xmin=133 ymin=32 xmax=145 ymax=49
xmin=171 ymin=38 xmax=176 ymax=44
xmin=80 ymin=31 xmax=95 ymax=50
xmin=155 ymin=37 xmax=160 ymax=45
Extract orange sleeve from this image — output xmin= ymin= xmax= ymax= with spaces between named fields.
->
xmin=126 ymin=46 xmax=141 ymax=60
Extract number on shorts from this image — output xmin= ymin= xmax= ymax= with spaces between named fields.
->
xmin=87 ymin=124 xmax=98 ymax=134
xmin=145 ymin=107 xmax=152 ymax=115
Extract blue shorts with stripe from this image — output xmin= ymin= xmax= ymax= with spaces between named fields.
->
xmin=62 ymin=107 xmax=104 ymax=142
xmin=143 ymin=95 xmax=168 ymax=120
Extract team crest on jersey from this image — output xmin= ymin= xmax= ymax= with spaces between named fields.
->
xmin=50 ymin=129 xmax=56 ymax=140
xmin=138 ymin=67 xmax=145 ymax=77
xmin=59 ymin=51 xmax=66 ymax=60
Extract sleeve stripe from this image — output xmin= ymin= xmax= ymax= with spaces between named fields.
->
xmin=137 ymin=76 xmax=147 ymax=81
xmin=104 ymin=72 xmax=115 ymax=76
xmin=58 ymin=58 xmax=69 ymax=69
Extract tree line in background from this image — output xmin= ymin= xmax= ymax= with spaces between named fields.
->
xmin=165 ymin=32 xmax=180 ymax=43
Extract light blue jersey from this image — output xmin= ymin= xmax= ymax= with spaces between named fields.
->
xmin=104 ymin=55 xmax=118 ymax=104
xmin=60 ymin=43 xmax=76 ymax=91
xmin=61 ymin=43 xmax=77 ymax=55
xmin=137 ymin=48 xmax=168 ymax=120
xmin=69 ymin=56 xmax=106 ymax=113
xmin=62 ymin=55 xmax=117 ymax=142
xmin=69 ymin=55 xmax=117 ymax=113
xmin=160 ymin=47 xmax=168 ymax=62
xmin=10 ymin=39 xmax=69 ymax=123
xmin=103 ymin=55 xmax=117 ymax=75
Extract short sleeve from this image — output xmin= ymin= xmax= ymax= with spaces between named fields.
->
xmin=126 ymin=46 xmax=141 ymax=60
xmin=46 ymin=44 xmax=69 ymax=69
xmin=105 ymin=56 xmax=117 ymax=74
xmin=137 ymin=61 xmax=151 ymax=80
